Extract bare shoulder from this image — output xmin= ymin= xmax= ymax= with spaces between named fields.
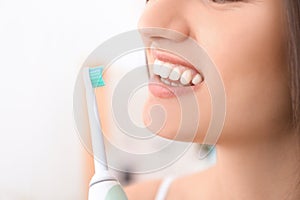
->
xmin=124 ymin=179 xmax=162 ymax=200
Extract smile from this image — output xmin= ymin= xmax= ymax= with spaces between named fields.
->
xmin=148 ymin=49 xmax=204 ymax=98
xmin=153 ymin=59 xmax=203 ymax=87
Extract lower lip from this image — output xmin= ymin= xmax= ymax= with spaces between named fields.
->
xmin=148 ymin=75 xmax=200 ymax=98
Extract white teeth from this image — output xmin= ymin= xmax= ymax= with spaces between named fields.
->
xmin=160 ymin=63 xmax=172 ymax=78
xmin=160 ymin=78 xmax=171 ymax=86
xmin=180 ymin=70 xmax=192 ymax=85
xmin=153 ymin=59 xmax=162 ymax=74
xmin=192 ymin=74 xmax=202 ymax=85
xmin=169 ymin=67 xmax=181 ymax=81
xmin=153 ymin=59 xmax=203 ymax=87
xmin=171 ymin=82 xmax=179 ymax=87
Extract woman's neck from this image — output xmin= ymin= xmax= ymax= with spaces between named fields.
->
xmin=211 ymin=128 xmax=300 ymax=200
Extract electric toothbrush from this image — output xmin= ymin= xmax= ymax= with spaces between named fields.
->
xmin=83 ymin=66 xmax=128 ymax=200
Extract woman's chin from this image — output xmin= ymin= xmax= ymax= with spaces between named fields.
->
xmin=142 ymin=109 xmax=204 ymax=142
xmin=142 ymin=106 xmax=175 ymax=140
xmin=142 ymin=90 xmax=211 ymax=143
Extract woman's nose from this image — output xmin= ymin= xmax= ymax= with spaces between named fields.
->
xmin=138 ymin=0 xmax=191 ymax=42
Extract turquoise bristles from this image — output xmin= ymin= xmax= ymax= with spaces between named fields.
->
xmin=89 ymin=66 xmax=105 ymax=88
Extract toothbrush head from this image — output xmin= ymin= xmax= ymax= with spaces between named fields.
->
xmin=89 ymin=66 xmax=105 ymax=88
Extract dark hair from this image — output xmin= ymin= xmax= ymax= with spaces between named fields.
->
xmin=285 ymin=0 xmax=300 ymax=197
xmin=286 ymin=0 xmax=300 ymax=128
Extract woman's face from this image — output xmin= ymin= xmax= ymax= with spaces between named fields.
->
xmin=139 ymin=0 xmax=292 ymax=144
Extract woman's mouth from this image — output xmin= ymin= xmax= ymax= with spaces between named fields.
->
xmin=148 ymin=50 xmax=204 ymax=98
xmin=153 ymin=59 xmax=203 ymax=86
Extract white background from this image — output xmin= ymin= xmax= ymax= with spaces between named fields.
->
xmin=0 ymin=0 xmax=144 ymax=199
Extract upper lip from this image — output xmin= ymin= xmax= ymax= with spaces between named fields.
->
xmin=150 ymin=48 xmax=199 ymax=72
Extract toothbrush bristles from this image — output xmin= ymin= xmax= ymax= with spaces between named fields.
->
xmin=89 ymin=66 xmax=105 ymax=88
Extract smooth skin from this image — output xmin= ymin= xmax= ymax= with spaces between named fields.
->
xmin=125 ymin=0 xmax=300 ymax=199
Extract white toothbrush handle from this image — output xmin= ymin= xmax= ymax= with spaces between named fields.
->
xmin=83 ymin=67 xmax=128 ymax=199
xmin=83 ymin=67 xmax=108 ymax=172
